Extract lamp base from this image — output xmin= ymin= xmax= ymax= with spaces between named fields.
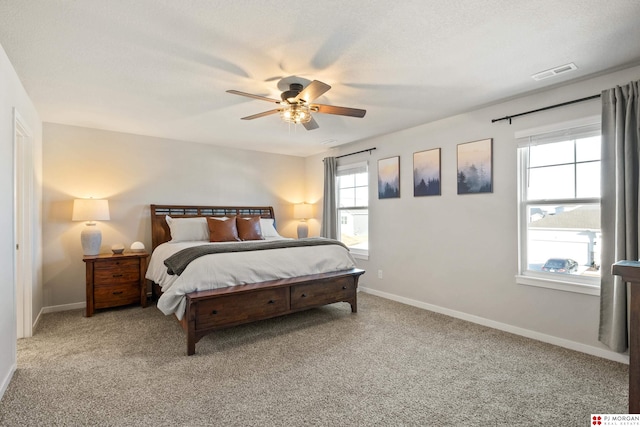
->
xmin=297 ymin=221 xmax=309 ymax=239
xmin=81 ymin=225 xmax=102 ymax=256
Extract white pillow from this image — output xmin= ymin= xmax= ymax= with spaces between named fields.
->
xmin=165 ymin=215 xmax=209 ymax=242
xmin=259 ymin=218 xmax=281 ymax=238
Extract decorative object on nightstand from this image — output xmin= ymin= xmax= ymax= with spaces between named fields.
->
xmin=294 ymin=203 xmax=313 ymax=239
xmin=130 ymin=241 xmax=145 ymax=252
xmin=83 ymin=252 xmax=149 ymax=317
xmin=72 ymin=198 xmax=110 ymax=256
xmin=111 ymin=243 xmax=124 ymax=254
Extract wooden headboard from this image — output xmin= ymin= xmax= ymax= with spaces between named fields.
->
xmin=150 ymin=204 xmax=276 ymax=251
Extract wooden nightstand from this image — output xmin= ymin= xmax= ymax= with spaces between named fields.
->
xmin=83 ymin=252 xmax=149 ymax=317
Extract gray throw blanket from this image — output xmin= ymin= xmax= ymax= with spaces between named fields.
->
xmin=164 ymin=238 xmax=348 ymax=276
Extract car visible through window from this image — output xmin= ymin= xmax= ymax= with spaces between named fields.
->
xmin=542 ymin=258 xmax=578 ymax=274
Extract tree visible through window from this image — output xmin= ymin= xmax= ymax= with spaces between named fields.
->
xmin=337 ymin=162 xmax=368 ymax=257
xmin=518 ymin=120 xmax=601 ymax=288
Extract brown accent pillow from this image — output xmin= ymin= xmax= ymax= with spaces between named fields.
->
xmin=206 ymin=216 xmax=240 ymax=242
xmin=237 ymin=216 xmax=265 ymax=241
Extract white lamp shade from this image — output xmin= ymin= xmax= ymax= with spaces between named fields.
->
xmin=293 ymin=203 xmax=312 ymax=220
xmin=72 ymin=199 xmax=110 ymax=222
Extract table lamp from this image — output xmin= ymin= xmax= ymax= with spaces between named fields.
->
xmin=72 ymin=198 xmax=110 ymax=256
xmin=293 ymin=203 xmax=312 ymax=239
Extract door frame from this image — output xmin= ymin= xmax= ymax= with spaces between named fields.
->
xmin=14 ymin=108 xmax=33 ymax=339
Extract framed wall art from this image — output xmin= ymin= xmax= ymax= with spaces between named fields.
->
xmin=378 ymin=156 xmax=400 ymax=199
xmin=413 ymin=148 xmax=441 ymax=196
xmin=457 ymin=138 xmax=493 ymax=194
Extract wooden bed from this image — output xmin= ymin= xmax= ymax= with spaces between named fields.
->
xmin=149 ymin=204 xmax=365 ymax=355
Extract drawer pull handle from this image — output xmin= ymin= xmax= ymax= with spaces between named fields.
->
xmin=267 ymin=300 xmax=275 ymax=304
xmin=211 ymin=310 xmax=218 ymax=315
xmin=112 ymin=291 xmax=123 ymax=295
xmin=301 ymin=293 xmax=307 ymax=298
xmin=342 ymin=286 xmax=347 ymax=290
xmin=112 ymin=274 xmax=124 ymax=278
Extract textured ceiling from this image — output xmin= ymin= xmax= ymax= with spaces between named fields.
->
xmin=1 ymin=1 xmax=639 ymax=156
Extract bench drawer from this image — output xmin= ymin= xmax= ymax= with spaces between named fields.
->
xmin=291 ymin=276 xmax=355 ymax=310
xmin=195 ymin=287 xmax=288 ymax=329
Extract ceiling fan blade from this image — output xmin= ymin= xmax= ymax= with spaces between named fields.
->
xmin=303 ymin=116 xmax=319 ymax=131
xmin=312 ymin=104 xmax=366 ymax=118
xmin=294 ymin=80 xmax=331 ymax=103
xmin=227 ymin=90 xmax=280 ymax=103
xmin=241 ymin=109 xmax=281 ymax=120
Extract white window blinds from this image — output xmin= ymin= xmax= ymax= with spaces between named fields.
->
xmin=516 ymin=117 xmax=600 ymax=148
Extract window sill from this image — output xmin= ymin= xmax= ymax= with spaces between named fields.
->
xmin=516 ymin=274 xmax=600 ymax=296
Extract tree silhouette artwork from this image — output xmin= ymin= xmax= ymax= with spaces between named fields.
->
xmin=379 ymin=180 xmax=400 ymax=198
xmin=457 ymin=139 xmax=492 ymax=194
xmin=414 ymin=177 xmax=441 ymax=196
xmin=378 ymin=156 xmax=400 ymax=199
xmin=457 ymin=171 xmax=471 ymax=194
xmin=413 ymin=148 xmax=441 ymax=197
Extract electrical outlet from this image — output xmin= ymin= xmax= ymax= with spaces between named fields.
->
xmin=378 ymin=269 xmax=383 ymax=279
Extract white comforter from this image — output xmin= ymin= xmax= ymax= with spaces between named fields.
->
xmin=146 ymin=238 xmax=357 ymax=319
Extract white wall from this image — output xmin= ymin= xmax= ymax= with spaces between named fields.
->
xmin=306 ymin=65 xmax=640 ymax=361
xmin=42 ymin=124 xmax=306 ymax=308
xmin=0 ymin=43 xmax=42 ymax=398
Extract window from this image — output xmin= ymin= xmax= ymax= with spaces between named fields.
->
xmin=337 ymin=162 xmax=368 ymax=259
xmin=517 ymin=118 xmax=601 ymax=294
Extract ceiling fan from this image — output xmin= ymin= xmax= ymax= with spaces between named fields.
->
xmin=226 ymin=80 xmax=366 ymax=130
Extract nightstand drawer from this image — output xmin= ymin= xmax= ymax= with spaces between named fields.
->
xmin=94 ymin=283 xmax=140 ymax=308
xmin=94 ymin=259 xmax=140 ymax=286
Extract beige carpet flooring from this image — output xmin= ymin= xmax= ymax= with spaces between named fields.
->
xmin=0 ymin=293 xmax=629 ymax=426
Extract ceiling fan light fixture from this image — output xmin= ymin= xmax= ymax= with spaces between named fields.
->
xmin=227 ymin=79 xmax=366 ymax=130
xmin=280 ymin=104 xmax=312 ymax=124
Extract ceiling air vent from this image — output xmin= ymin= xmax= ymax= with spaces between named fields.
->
xmin=320 ymin=139 xmax=337 ymax=145
xmin=531 ymin=63 xmax=578 ymax=81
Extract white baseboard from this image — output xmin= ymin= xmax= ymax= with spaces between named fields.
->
xmin=32 ymin=307 xmax=44 ymax=333
xmin=359 ymin=286 xmax=629 ymax=365
xmin=0 ymin=362 xmax=16 ymax=401
xmin=41 ymin=302 xmax=85 ymax=314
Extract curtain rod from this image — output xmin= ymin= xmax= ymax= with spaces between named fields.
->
xmin=337 ymin=147 xmax=376 ymax=159
xmin=323 ymin=147 xmax=377 ymax=161
xmin=491 ymin=94 xmax=601 ymax=124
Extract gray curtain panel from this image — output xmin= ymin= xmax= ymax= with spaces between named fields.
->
xmin=321 ymin=156 xmax=337 ymax=239
xmin=599 ymin=80 xmax=640 ymax=352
